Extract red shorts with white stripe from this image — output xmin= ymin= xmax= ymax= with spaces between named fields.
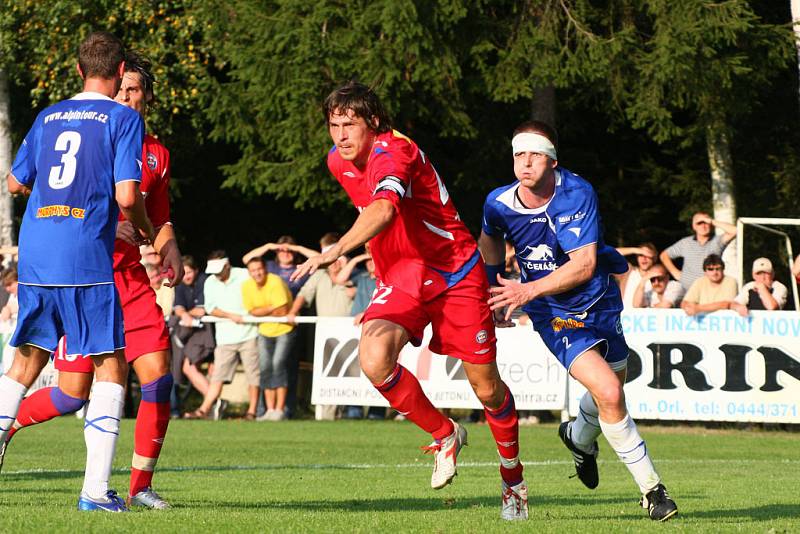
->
xmin=361 ymin=259 xmax=496 ymax=364
xmin=53 ymin=263 xmax=170 ymax=373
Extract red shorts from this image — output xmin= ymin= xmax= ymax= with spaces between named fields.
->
xmin=361 ymin=259 xmax=496 ymax=364
xmin=54 ymin=263 xmax=170 ymax=373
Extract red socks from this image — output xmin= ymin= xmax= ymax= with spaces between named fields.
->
xmin=129 ymin=374 xmax=173 ymax=496
xmin=484 ymin=386 xmax=523 ymax=486
xmin=7 ymin=387 xmax=86 ymax=440
xmin=373 ymin=364 xmax=453 ymax=440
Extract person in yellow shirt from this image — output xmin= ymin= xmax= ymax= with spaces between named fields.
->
xmin=241 ymin=257 xmax=295 ymax=421
xmin=681 ymin=254 xmax=738 ymax=316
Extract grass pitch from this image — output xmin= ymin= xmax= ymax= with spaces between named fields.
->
xmin=1 ymin=417 xmax=798 ymax=532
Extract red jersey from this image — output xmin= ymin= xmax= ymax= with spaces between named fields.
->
xmin=328 ymin=130 xmax=477 ymax=299
xmin=113 ymin=134 xmax=171 ymax=270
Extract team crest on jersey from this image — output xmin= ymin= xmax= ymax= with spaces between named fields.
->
xmin=475 ymin=329 xmax=488 ymax=344
xmin=551 ymin=317 xmax=585 ymax=332
xmin=146 ymin=152 xmax=158 ymax=171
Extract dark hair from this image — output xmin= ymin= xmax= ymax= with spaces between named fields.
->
xmin=246 ymin=256 xmax=265 ymax=267
xmin=319 ymin=232 xmax=340 ymax=248
xmin=78 ymin=31 xmax=125 ymax=79
xmin=124 ymin=50 xmax=155 ymax=101
xmin=207 ymin=249 xmax=227 ymax=260
xmin=2 ymin=268 xmax=17 ymax=285
xmin=276 ymin=235 xmax=296 ymax=245
xmin=181 ymin=255 xmax=197 ymax=270
xmin=323 ymin=81 xmax=392 ymax=133
xmin=512 ymin=119 xmax=559 ymax=150
xmin=703 ymin=254 xmax=724 ymax=270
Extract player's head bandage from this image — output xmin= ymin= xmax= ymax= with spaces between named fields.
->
xmin=374 ymin=175 xmax=406 ymax=199
xmin=511 ymin=133 xmax=557 ymax=160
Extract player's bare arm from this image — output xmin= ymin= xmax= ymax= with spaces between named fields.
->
xmin=6 ymin=173 xmax=32 ymax=196
xmin=291 ymin=198 xmax=394 ymax=281
xmin=116 ymin=181 xmax=154 ymax=243
xmin=153 ymin=223 xmax=184 ymax=287
xmin=489 ymin=243 xmax=597 ymax=321
xmin=477 ymin=231 xmax=515 ymax=328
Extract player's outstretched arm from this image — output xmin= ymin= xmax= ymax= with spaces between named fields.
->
xmin=116 ymin=181 xmax=154 ymax=243
xmin=291 ymin=199 xmax=394 ymax=282
xmin=489 ymin=244 xmax=597 ymax=321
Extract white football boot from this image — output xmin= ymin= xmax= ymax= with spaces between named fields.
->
xmin=501 ymin=480 xmax=529 ymax=520
xmin=423 ymin=419 xmax=468 ymax=489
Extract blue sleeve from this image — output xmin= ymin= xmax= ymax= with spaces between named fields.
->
xmin=481 ymin=195 xmax=505 ymax=237
xmin=556 ymin=188 xmax=599 ymax=253
xmin=112 ymin=108 xmax=145 ymax=184
xmin=10 ymin=122 xmax=40 ymax=187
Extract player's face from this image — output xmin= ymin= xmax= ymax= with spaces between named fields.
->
xmin=115 ymin=72 xmax=148 ymax=116
xmin=328 ymin=109 xmax=377 ymax=168
xmin=247 ymin=261 xmax=267 ymax=285
xmin=513 ymin=151 xmax=556 ymax=191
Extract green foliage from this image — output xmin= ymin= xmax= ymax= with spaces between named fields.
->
xmin=0 ymin=0 xmax=208 ymax=136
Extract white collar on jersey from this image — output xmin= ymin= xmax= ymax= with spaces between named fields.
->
xmin=497 ymin=169 xmax=562 ymax=215
xmin=71 ymin=91 xmax=114 ymax=101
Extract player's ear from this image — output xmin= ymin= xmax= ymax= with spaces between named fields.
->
xmin=76 ymin=63 xmax=85 ymax=80
xmin=117 ymin=60 xmax=126 ymax=80
xmin=369 ymin=115 xmax=380 ymax=132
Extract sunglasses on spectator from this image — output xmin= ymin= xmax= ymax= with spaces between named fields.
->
xmin=704 ymin=266 xmax=723 ymax=272
xmin=651 ymin=276 xmax=668 ymax=282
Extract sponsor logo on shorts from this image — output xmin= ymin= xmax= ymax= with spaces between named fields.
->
xmin=551 ymin=317 xmax=585 ymax=332
xmin=475 ymin=329 xmax=488 ymax=344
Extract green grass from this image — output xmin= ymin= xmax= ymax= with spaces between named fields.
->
xmin=1 ymin=417 xmax=798 ymax=532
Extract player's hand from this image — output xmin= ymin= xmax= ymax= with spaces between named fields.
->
xmin=492 ymin=306 xmax=515 ymax=328
xmin=137 ymin=218 xmax=155 ymax=245
xmin=115 ymin=220 xmax=141 ymax=246
xmin=290 ymin=247 xmax=339 ymax=282
xmin=160 ymin=246 xmax=185 ymax=288
xmin=488 ymin=277 xmax=536 ymax=322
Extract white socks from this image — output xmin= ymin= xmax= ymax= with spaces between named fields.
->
xmin=0 ymin=375 xmax=27 ymax=442
xmin=570 ymin=392 xmax=602 ymax=453
xmin=82 ymin=381 xmax=124 ymax=499
xmin=599 ymin=414 xmax=661 ymax=494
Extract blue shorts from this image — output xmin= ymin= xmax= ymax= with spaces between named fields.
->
xmin=11 ymin=283 xmax=125 ymax=357
xmin=533 ymin=309 xmax=628 ymax=372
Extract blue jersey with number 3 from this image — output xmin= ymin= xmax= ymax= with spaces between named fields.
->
xmin=482 ymin=168 xmax=629 ymax=318
xmin=11 ymin=92 xmax=144 ymax=286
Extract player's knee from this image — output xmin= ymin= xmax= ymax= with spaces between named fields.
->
xmin=472 ymin=380 xmax=503 ymax=408
xmin=593 ymin=384 xmax=624 ymax=410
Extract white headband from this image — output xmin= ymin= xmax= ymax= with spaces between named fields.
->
xmin=511 ymin=132 xmax=557 ymax=160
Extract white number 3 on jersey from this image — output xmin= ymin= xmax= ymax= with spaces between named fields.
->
xmin=48 ymin=131 xmax=81 ymax=189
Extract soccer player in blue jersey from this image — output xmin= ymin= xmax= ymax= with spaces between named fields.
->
xmin=0 ymin=31 xmax=153 ymax=512
xmin=478 ymin=120 xmax=678 ymax=522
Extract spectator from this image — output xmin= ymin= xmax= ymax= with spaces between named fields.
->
xmin=793 ymin=254 xmax=800 ymax=284
xmin=241 ymin=257 xmax=295 ymax=422
xmin=242 ymin=235 xmax=319 ymax=297
xmin=0 ymin=268 xmax=19 ymax=373
xmin=681 ymin=254 xmax=738 ymax=316
xmin=616 ymin=243 xmax=658 ymax=308
xmin=287 ymin=241 xmax=355 ymax=420
xmin=186 ymin=251 xmax=259 ymax=420
xmin=660 ymin=212 xmax=737 ymax=292
xmin=171 ymin=256 xmax=215 ymax=407
xmin=632 ymin=264 xmax=684 ymax=308
xmin=730 ymin=257 xmax=788 ymax=316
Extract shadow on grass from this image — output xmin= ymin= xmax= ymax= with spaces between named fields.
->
xmin=680 ymin=503 xmax=799 ymax=522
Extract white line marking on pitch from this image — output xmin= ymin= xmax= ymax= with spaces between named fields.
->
xmin=4 ymin=457 xmax=798 ymax=476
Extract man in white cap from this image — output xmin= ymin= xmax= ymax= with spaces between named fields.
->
xmin=730 ymin=257 xmax=788 ymax=316
xmin=185 ymin=250 xmax=258 ymax=419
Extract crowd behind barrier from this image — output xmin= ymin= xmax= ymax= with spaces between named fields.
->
xmin=1 ymin=218 xmax=799 ymax=424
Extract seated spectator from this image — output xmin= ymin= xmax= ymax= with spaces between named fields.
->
xmin=632 ymin=264 xmax=684 ymax=308
xmin=172 ymin=256 xmax=215 ymax=404
xmin=730 ymin=257 xmax=788 ymax=316
xmin=616 ymin=243 xmax=658 ymax=308
xmin=681 ymin=254 xmax=738 ymax=316
xmin=242 ymin=235 xmax=319 ymax=297
xmin=661 ymin=212 xmax=737 ymax=293
xmin=186 ymin=251 xmax=259 ymax=420
xmin=241 ymin=257 xmax=295 ymax=422
xmin=0 ymin=268 xmax=19 ymax=373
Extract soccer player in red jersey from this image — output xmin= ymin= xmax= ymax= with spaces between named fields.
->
xmin=291 ymin=82 xmax=527 ymax=520
xmin=0 ymin=52 xmax=183 ymax=510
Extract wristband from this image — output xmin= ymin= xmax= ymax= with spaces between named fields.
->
xmin=485 ymin=263 xmax=504 ymax=286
